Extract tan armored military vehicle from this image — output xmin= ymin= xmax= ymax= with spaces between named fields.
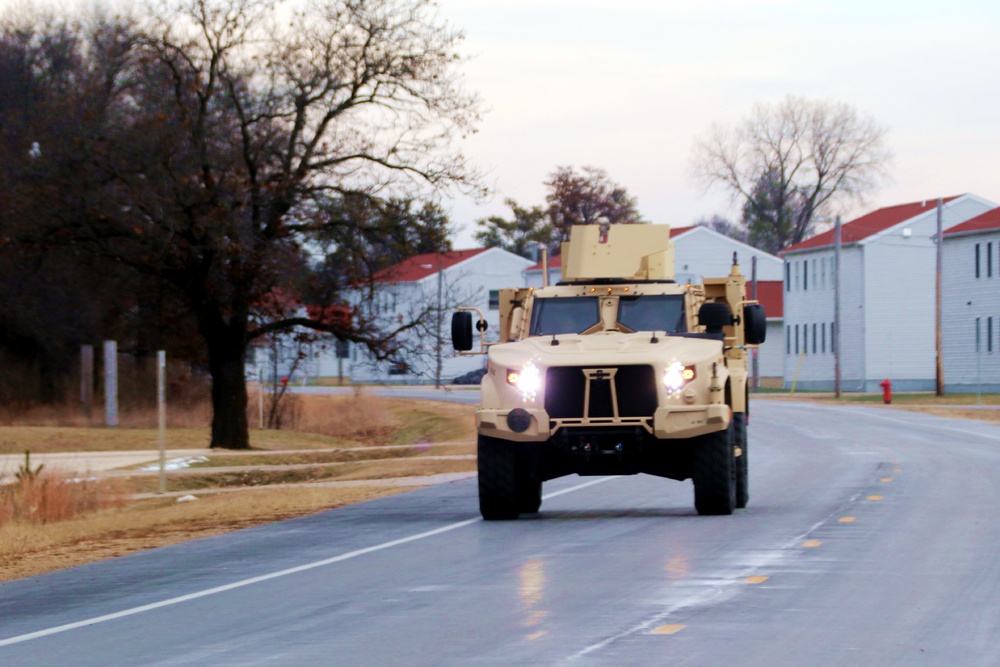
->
xmin=452 ymin=224 xmax=766 ymax=520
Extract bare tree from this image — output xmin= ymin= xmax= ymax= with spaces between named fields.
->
xmin=691 ymin=96 xmax=891 ymax=251
xmin=3 ymin=1 xmax=483 ymax=448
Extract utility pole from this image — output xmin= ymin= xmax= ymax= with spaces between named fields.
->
xmin=751 ymin=255 xmax=759 ymax=390
xmin=935 ymin=198 xmax=945 ymax=396
xmin=834 ymin=217 xmax=842 ymax=398
xmin=435 ymin=254 xmax=444 ymax=389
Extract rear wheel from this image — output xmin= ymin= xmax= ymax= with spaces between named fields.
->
xmin=734 ymin=412 xmax=749 ymax=509
xmin=693 ymin=419 xmax=736 ymax=516
xmin=478 ymin=435 xmax=520 ymax=520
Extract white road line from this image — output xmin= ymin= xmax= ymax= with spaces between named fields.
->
xmin=0 ymin=477 xmax=617 ymax=648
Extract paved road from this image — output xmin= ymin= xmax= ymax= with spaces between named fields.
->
xmin=2 ymin=401 xmax=1000 ymax=665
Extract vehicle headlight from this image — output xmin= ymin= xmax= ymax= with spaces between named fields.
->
xmin=663 ymin=361 xmax=696 ymax=397
xmin=507 ymin=360 xmax=542 ymax=402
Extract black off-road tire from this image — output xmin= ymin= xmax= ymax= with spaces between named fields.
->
xmin=734 ymin=412 xmax=749 ymax=509
xmin=478 ymin=435 xmax=520 ymax=520
xmin=517 ymin=477 xmax=543 ymax=514
xmin=692 ymin=419 xmax=736 ymax=516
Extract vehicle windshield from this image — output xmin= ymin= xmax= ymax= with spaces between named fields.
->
xmin=530 ymin=297 xmax=601 ymax=335
xmin=617 ymin=294 xmax=686 ymax=333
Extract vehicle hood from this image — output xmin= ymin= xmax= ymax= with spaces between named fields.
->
xmin=488 ymin=333 xmax=723 ymax=368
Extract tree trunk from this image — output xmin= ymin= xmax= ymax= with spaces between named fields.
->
xmin=201 ymin=307 xmax=251 ymax=449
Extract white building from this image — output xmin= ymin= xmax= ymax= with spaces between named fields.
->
xmin=524 ymin=224 xmax=786 ymax=386
xmin=523 ymin=224 xmax=784 ymax=286
xmin=782 ymin=194 xmax=996 ymax=391
xmin=345 ymin=247 xmax=534 ymax=384
xmin=942 ymin=207 xmax=1000 ymax=392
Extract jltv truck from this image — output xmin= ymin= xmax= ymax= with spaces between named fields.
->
xmin=452 ymin=224 xmax=766 ymax=519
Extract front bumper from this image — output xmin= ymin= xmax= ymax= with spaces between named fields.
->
xmin=477 ymin=403 xmax=731 ymax=442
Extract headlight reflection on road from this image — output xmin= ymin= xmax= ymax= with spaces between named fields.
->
xmin=519 ymin=559 xmax=548 ymax=640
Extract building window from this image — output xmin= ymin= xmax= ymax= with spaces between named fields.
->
xmin=795 ymin=324 xmax=799 ymax=354
xmin=821 ymin=323 xmax=826 ymax=353
xmin=990 ymin=317 xmax=994 ymax=353
xmin=785 ymin=263 xmax=790 ymax=292
xmin=786 ymin=325 xmax=791 ymax=354
xmin=989 ymin=242 xmax=994 ymax=278
xmin=795 ymin=262 xmax=800 ymax=291
xmin=976 ymin=244 xmax=981 ymax=278
xmin=488 ymin=290 xmax=500 ymax=310
xmin=831 ymin=322 xmax=836 ymax=354
xmin=804 ymin=261 xmax=809 ymax=291
xmin=812 ymin=323 xmax=817 ymax=354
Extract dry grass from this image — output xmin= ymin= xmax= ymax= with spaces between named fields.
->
xmin=0 ymin=392 xmax=477 ymax=454
xmin=756 ymin=391 xmax=1000 ymax=425
xmin=0 ymin=485 xmax=413 ymax=581
xmin=0 ymin=391 xmax=476 ymax=582
xmin=0 ymin=473 xmax=130 ymax=525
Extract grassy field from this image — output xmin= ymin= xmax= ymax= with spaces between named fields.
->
xmin=0 ymin=391 xmax=476 ymax=582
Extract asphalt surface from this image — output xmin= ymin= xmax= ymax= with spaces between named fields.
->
xmin=2 ymin=401 xmax=1000 ymax=665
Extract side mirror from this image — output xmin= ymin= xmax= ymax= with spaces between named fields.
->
xmin=451 ymin=311 xmax=473 ymax=351
xmin=744 ymin=303 xmax=767 ymax=345
xmin=698 ymin=301 xmax=733 ymax=334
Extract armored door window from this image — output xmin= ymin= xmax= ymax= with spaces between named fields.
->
xmin=617 ymin=294 xmax=686 ymax=333
xmin=530 ymin=297 xmax=600 ymax=335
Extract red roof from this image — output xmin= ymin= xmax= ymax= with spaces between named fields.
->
xmin=944 ymin=206 xmax=1000 ymax=236
xmin=752 ymin=280 xmax=783 ymax=319
xmin=372 ymin=248 xmax=488 ymax=283
xmin=526 ymin=226 xmax=696 ymax=271
xmin=782 ymin=197 xmax=960 ymax=253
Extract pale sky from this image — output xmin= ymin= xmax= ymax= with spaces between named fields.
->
xmin=7 ymin=0 xmax=1000 ymax=248
xmin=439 ymin=0 xmax=1000 ymax=246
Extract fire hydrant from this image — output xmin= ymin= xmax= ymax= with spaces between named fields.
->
xmin=879 ymin=378 xmax=892 ymax=404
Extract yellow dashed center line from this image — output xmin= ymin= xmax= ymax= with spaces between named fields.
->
xmin=892 ymin=468 xmax=902 ymax=473
xmin=881 ymin=477 xmax=893 ymax=483
xmin=838 ymin=516 xmax=856 ymax=523
xmin=802 ymin=540 xmax=822 ymax=548
xmin=745 ymin=576 xmax=769 ymax=584
xmin=652 ymin=624 xmax=686 ymax=635
xmin=867 ymin=495 xmax=884 ymax=501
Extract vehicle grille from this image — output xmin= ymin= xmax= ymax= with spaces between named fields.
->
xmin=545 ymin=365 xmax=658 ymax=419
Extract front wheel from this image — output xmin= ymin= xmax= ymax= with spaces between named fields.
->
xmin=692 ymin=419 xmax=736 ymax=516
xmin=478 ymin=435 xmax=520 ymax=520
xmin=517 ymin=477 xmax=542 ymax=514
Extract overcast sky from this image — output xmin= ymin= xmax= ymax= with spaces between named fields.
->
xmin=7 ymin=0 xmax=999 ymax=247
xmin=438 ymin=0 xmax=1000 ymax=246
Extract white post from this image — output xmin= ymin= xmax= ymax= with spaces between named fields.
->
xmin=157 ymin=350 xmax=167 ymax=494
xmin=104 ymin=340 xmax=118 ymax=427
